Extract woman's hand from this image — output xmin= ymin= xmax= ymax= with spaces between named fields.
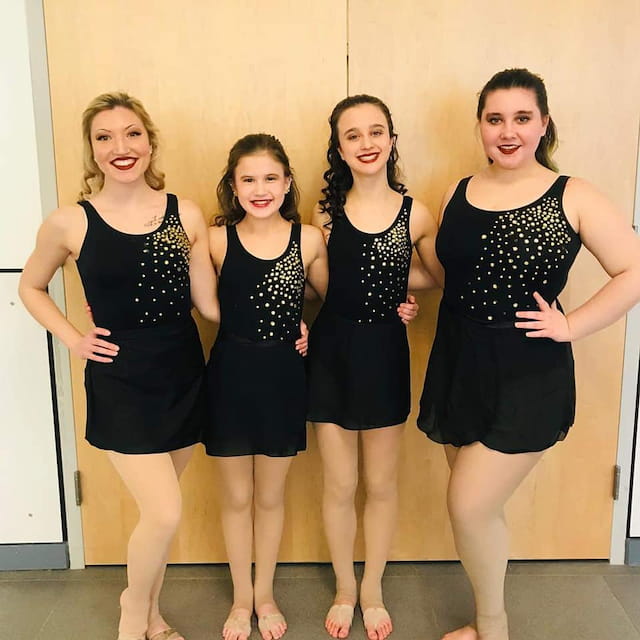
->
xmin=295 ymin=321 xmax=309 ymax=356
xmin=71 ymin=327 xmax=119 ymax=362
xmin=397 ymin=294 xmax=419 ymax=325
xmin=514 ymin=292 xmax=572 ymax=342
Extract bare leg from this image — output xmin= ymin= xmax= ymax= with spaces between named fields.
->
xmin=359 ymin=424 xmax=404 ymax=640
xmin=146 ymin=445 xmax=195 ymax=639
xmin=315 ymin=423 xmax=359 ymax=638
xmin=217 ymin=456 xmax=255 ymax=640
xmin=253 ymin=455 xmax=295 ymax=640
xmin=443 ymin=442 xmax=543 ymax=640
xmin=108 ymin=451 xmax=185 ymax=639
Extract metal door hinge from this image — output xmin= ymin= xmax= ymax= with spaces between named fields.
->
xmin=74 ymin=470 xmax=82 ymax=506
xmin=613 ymin=465 xmax=621 ymax=500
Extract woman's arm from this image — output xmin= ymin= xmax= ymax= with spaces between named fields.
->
xmin=18 ymin=206 xmax=119 ymax=362
xmin=179 ymin=199 xmax=220 ymax=324
xmin=409 ymin=195 xmax=448 ymax=291
xmin=302 ymin=224 xmax=328 ymax=301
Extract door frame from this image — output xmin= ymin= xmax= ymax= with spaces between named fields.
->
xmin=611 ymin=123 xmax=640 ymax=564
xmin=26 ymin=0 xmax=85 ymax=569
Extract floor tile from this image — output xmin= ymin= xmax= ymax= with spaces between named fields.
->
xmin=604 ymin=574 xmax=640 ymax=632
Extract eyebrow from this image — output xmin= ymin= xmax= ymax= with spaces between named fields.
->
xmin=485 ymin=110 xmax=534 ymax=117
xmin=94 ymin=123 xmax=140 ymax=133
xmin=342 ymin=124 xmax=386 ymax=135
xmin=238 ymin=173 xmax=280 ymax=179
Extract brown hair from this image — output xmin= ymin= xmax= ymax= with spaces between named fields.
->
xmin=215 ymin=133 xmax=300 ymax=226
xmin=319 ymin=94 xmax=406 ymax=222
xmin=79 ymin=91 xmax=164 ymax=200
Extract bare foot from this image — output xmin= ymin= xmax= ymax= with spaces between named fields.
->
xmin=118 ymin=588 xmax=149 ymax=640
xmin=325 ymin=597 xmax=355 ymax=639
xmin=361 ymin=605 xmax=392 ymax=640
xmin=441 ymin=625 xmax=478 ymax=640
xmin=222 ymin=607 xmax=252 ymax=640
xmin=256 ymin=601 xmax=287 ymax=640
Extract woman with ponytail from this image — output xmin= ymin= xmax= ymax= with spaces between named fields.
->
xmin=417 ymin=68 xmax=640 ymax=640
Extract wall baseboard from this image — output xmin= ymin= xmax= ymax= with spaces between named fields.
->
xmin=626 ymin=538 xmax=640 ymax=565
xmin=0 ymin=543 xmax=68 ymax=570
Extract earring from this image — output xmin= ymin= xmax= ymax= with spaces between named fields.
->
xmin=233 ymin=193 xmax=239 ymax=207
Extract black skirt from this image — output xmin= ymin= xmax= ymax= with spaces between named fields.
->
xmin=417 ymin=302 xmax=575 ymax=454
xmin=307 ymin=309 xmax=410 ymax=430
xmin=203 ymin=334 xmax=307 ymax=457
xmin=84 ymin=317 xmax=206 ymax=454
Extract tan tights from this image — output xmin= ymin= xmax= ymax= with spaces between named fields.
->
xmin=315 ymin=423 xmax=403 ymax=611
xmin=443 ymin=443 xmax=543 ymax=640
xmin=216 ymin=456 xmax=294 ymax=627
xmin=108 ymin=445 xmax=194 ymax=639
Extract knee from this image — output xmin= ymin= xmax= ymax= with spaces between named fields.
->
xmin=140 ymin=497 xmax=182 ymax=535
xmin=224 ymin=486 xmax=253 ymax=514
xmin=254 ymin=485 xmax=285 ymax=513
xmin=447 ymin=491 xmax=493 ymax=532
xmin=364 ymin=474 xmax=397 ymax=503
xmin=323 ymin=472 xmax=358 ymax=505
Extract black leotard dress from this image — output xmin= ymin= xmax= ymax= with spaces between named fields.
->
xmin=307 ymin=196 xmax=413 ymax=430
xmin=76 ymin=194 xmax=206 ymax=454
xmin=203 ymin=223 xmax=307 ymax=457
xmin=418 ymin=176 xmax=581 ymax=453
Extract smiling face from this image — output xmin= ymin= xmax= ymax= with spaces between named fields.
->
xmin=232 ymin=151 xmax=292 ymax=220
xmin=336 ymin=103 xmax=394 ymax=176
xmin=479 ymin=87 xmax=549 ymax=170
xmin=90 ymin=106 xmax=152 ymax=186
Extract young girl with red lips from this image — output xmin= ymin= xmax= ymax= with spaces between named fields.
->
xmin=203 ymin=134 xmax=327 ymax=640
xmin=307 ymin=95 xmax=441 ymax=640
xmin=19 ymin=92 xmax=219 ymax=640
xmin=417 ymin=68 xmax=640 ymax=640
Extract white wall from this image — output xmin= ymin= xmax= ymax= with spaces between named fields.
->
xmin=0 ymin=0 xmax=63 ymax=545
xmin=630 ymin=134 xmax=640 ymax=538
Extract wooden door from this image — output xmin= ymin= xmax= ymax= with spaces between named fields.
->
xmin=43 ymin=0 xmax=346 ymax=563
xmin=42 ymin=0 xmax=639 ymax=563
xmin=348 ymin=0 xmax=640 ymax=559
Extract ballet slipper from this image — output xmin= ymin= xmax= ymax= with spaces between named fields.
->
xmin=256 ymin=604 xmax=287 ymax=640
xmin=362 ymin=606 xmax=393 ymax=640
xmin=325 ymin=603 xmax=355 ymax=638
xmin=222 ymin=608 xmax=252 ymax=640
xmin=146 ymin=629 xmax=184 ymax=640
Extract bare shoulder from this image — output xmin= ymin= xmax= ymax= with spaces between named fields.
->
xmin=40 ymin=204 xmax=86 ymax=246
xmin=208 ymin=223 xmax=227 ymax=239
xmin=176 ymin=197 xmax=205 ymax=222
xmin=410 ymin=197 xmax=433 ymax=220
xmin=46 ymin=203 xmax=85 ymax=229
xmin=301 ymin=222 xmax=325 ymax=246
xmin=564 ymin=176 xmax=606 ymax=204
xmin=563 ymin=176 xmax=624 ymax=225
xmin=208 ymin=223 xmax=228 ymax=265
xmin=442 ymin=180 xmax=459 ymax=204
xmin=409 ymin=197 xmax=437 ymax=237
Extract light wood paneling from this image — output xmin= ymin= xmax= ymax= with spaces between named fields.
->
xmin=43 ymin=0 xmax=346 ymax=563
xmin=349 ymin=0 xmax=640 ymax=559
xmin=43 ymin=0 xmax=640 ymax=563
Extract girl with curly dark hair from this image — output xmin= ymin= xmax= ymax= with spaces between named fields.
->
xmin=307 ymin=96 xmax=441 ymax=640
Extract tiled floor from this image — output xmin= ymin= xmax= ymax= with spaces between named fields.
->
xmin=1 ymin=561 xmax=639 ymax=639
